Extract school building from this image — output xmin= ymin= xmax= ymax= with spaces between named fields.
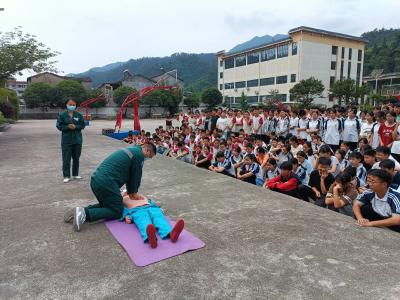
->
xmin=217 ymin=26 xmax=367 ymax=107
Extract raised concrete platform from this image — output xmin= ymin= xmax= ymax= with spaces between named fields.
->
xmin=1 ymin=120 xmax=400 ymax=299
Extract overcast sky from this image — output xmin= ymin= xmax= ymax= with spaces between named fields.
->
xmin=1 ymin=0 xmax=400 ymax=79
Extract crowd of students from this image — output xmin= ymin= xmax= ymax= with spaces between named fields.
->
xmin=123 ymin=104 xmax=400 ymax=233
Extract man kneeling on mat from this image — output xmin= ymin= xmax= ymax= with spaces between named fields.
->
xmin=121 ymin=192 xmax=185 ymax=249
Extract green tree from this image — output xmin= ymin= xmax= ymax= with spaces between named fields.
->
xmin=183 ymin=93 xmax=200 ymax=108
xmin=0 ymin=88 xmax=19 ymax=119
xmin=201 ymin=87 xmax=222 ymax=108
xmin=23 ymin=82 xmax=54 ymax=109
xmin=329 ymin=79 xmax=357 ymax=106
xmin=53 ymin=80 xmax=87 ymax=107
xmin=143 ymin=89 xmax=181 ymax=115
xmin=289 ymin=77 xmax=325 ymax=107
xmin=0 ymin=27 xmax=59 ymax=84
xmin=354 ymin=84 xmax=370 ymax=105
xmin=238 ymin=91 xmax=249 ymax=111
xmin=86 ymin=89 xmax=106 ymax=108
xmin=113 ymin=85 xmax=135 ymax=107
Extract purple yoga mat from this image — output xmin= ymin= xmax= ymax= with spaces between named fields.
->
xmin=105 ymin=218 xmax=205 ymax=267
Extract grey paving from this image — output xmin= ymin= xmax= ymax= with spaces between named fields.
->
xmin=1 ymin=120 xmax=400 ymax=300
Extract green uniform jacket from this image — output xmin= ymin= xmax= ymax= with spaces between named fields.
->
xmin=91 ymin=146 xmax=145 ymax=195
xmin=56 ymin=111 xmax=86 ymax=145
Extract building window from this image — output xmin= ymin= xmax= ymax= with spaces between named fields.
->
xmin=331 ymin=61 xmax=336 ymax=70
xmin=329 ymin=94 xmax=334 ymax=102
xmin=261 ymin=47 xmax=276 ymax=61
xmin=290 ymin=74 xmax=296 ymax=83
xmin=247 ymin=96 xmax=259 ymax=103
xmin=224 ymin=82 xmax=234 ymax=89
xmin=220 ymin=60 xmax=223 ymax=67
xmin=235 ymin=55 xmax=246 ymax=67
xmin=348 ymin=48 xmax=352 ymax=60
xmin=330 ymin=76 xmax=335 ymax=88
xmin=225 ymin=96 xmax=234 ymax=105
xmin=219 ymin=84 xmax=223 ymax=90
xmin=340 ymin=61 xmax=344 ymax=79
xmin=332 ymin=46 xmax=338 ymax=55
xmin=235 ymin=81 xmax=246 ymax=88
xmin=219 ymin=72 xmax=223 ymax=79
xmin=347 ymin=62 xmax=351 ymax=78
xmin=358 ymin=50 xmax=362 ymax=61
xmin=225 ymin=58 xmax=234 ymax=69
xmin=341 ymin=47 xmax=345 ymax=59
xmin=277 ymin=94 xmax=287 ymax=102
xmin=247 ymin=52 xmax=260 ymax=64
xmin=276 ymin=75 xmax=288 ymax=84
xmin=260 ymin=77 xmax=275 ymax=86
xmin=247 ymin=79 xmax=259 ymax=87
xmin=356 ymin=63 xmax=362 ymax=85
xmin=292 ymin=43 xmax=298 ymax=55
xmin=277 ymin=44 xmax=288 ymax=58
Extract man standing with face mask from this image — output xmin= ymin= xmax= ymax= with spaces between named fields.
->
xmin=56 ymin=99 xmax=86 ymax=183
xmin=64 ymin=142 xmax=157 ymax=232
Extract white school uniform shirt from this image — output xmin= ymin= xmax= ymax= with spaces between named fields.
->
xmin=266 ymin=167 xmax=280 ymax=180
xmin=391 ymin=126 xmax=400 ymax=155
xmin=289 ymin=117 xmax=299 ymax=136
xmin=324 ymin=118 xmax=341 ymax=146
xmin=370 ymin=122 xmax=381 ymax=149
xmin=330 ymin=155 xmax=341 ymax=177
xmin=290 ymin=144 xmax=303 ymax=157
xmin=216 ymin=117 xmax=228 ymax=132
xmin=232 ymin=116 xmax=243 ymax=133
xmin=360 ymin=122 xmax=374 ymax=139
xmin=243 ymin=118 xmax=252 ymax=135
xmin=226 ymin=117 xmax=233 ymax=132
xmin=298 ymin=118 xmax=309 ymax=140
xmin=342 ymin=118 xmax=359 ymax=142
xmin=251 ymin=115 xmax=264 ymax=134
xmin=306 ymin=119 xmax=320 ymax=142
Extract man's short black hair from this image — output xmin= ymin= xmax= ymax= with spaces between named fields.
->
xmin=319 ymin=145 xmax=333 ymax=155
xmin=375 ymin=146 xmax=391 ymax=156
xmin=215 ymin=151 xmax=225 ymax=159
xmin=379 ymin=159 xmax=395 ymax=170
xmin=144 ymin=142 xmax=157 ymax=155
xmin=364 ymin=149 xmax=376 ymax=157
xmin=280 ymin=161 xmax=293 ymax=171
xmin=349 ymin=151 xmax=363 ymax=161
xmin=246 ymin=154 xmax=256 ymax=161
xmin=267 ymin=158 xmax=277 ymax=165
xmin=344 ymin=166 xmax=356 ymax=177
xmin=317 ymin=157 xmax=331 ymax=166
xmin=368 ymin=169 xmax=392 ymax=186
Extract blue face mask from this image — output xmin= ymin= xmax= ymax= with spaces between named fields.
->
xmin=67 ymin=105 xmax=76 ymax=111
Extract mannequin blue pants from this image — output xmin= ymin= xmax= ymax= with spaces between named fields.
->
xmin=121 ymin=203 xmax=172 ymax=242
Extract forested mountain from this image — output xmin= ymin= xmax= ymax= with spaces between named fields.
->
xmin=362 ymin=28 xmax=400 ymax=75
xmin=70 ymin=53 xmax=217 ymax=92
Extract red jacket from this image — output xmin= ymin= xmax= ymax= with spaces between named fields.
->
xmin=267 ymin=174 xmax=298 ymax=192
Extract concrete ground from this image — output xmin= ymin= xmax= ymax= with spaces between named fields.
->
xmin=1 ymin=119 xmax=400 ymax=300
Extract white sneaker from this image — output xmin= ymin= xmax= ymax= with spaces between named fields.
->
xmin=73 ymin=176 xmax=82 ymax=180
xmin=63 ymin=178 xmax=70 ymax=183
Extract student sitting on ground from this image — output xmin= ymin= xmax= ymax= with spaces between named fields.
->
xmin=348 ymin=151 xmax=367 ymax=186
xmin=266 ymin=161 xmax=300 ymax=198
xmin=314 ymin=145 xmax=341 ymax=177
xmin=172 ymin=141 xmax=191 ymax=163
xmin=340 ymin=141 xmax=353 ymax=161
xmin=379 ymin=159 xmax=400 ymax=190
xmin=121 ymin=193 xmax=185 ymax=249
xmin=264 ymin=158 xmax=280 ymax=184
xmin=325 ymin=172 xmax=358 ymax=217
xmin=123 ymin=130 xmax=137 ymax=144
xmin=335 ymin=149 xmax=349 ymax=172
xmin=194 ymin=145 xmax=212 ymax=169
xmin=308 ymin=157 xmax=335 ymax=207
xmin=292 ymin=158 xmax=308 ymax=185
xmin=363 ymin=149 xmax=376 ymax=171
xmin=372 ymin=146 xmax=400 ymax=171
xmin=209 ymin=151 xmax=235 ymax=177
xmin=237 ymin=154 xmax=261 ymax=185
xmin=353 ymin=169 xmax=400 ymax=233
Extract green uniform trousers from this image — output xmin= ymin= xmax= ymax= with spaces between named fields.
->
xmin=62 ymin=143 xmax=82 ymax=178
xmin=86 ymin=177 xmax=124 ymax=221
